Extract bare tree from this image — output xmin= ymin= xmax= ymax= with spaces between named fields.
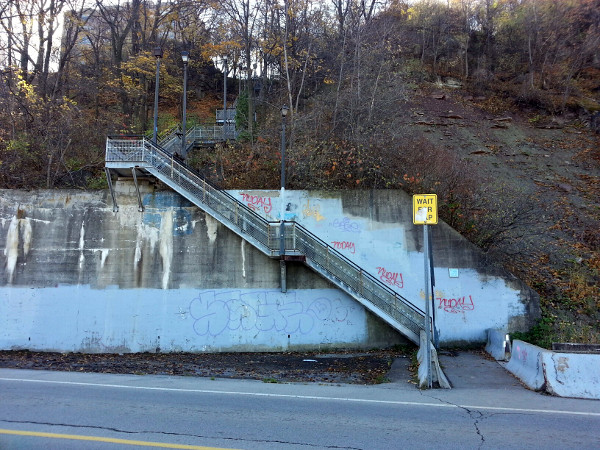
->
xmin=214 ymin=0 xmax=260 ymax=138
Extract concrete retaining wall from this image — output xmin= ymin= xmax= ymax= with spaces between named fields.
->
xmin=0 ymin=188 xmax=540 ymax=352
xmin=234 ymin=189 xmax=539 ymax=344
xmin=1 ymin=286 xmax=392 ymax=353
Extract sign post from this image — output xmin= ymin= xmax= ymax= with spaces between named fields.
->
xmin=413 ymin=194 xmax=437 ymax=388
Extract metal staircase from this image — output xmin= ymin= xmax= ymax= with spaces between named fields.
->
xmin=105 ymin=136 xmax=425 ymax=344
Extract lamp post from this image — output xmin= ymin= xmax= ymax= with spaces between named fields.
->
xmin=249 ymin=62 xmax=257 ymax=137
xmin=223 ymin=57 xmax=228 ymax=125
xmin=181 ymin=50 xmax=189 ymax=157
xmin=152 ymin=46 xmax=163 ymax=144
xmin=280 ymin=104 xmax=289 ymax=293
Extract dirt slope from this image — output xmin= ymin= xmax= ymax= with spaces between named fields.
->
xmin=405 ymin=87 xmax=600 ymax=344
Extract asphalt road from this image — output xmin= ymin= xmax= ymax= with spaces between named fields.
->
xmin=1 ymin=353 xmax=600 ymax=450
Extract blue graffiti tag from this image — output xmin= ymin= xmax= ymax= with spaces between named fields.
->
xmin=331 ymin=217 xmax=361 ymax=233
xmin=189 ymin=290 xmax=351 ymax=337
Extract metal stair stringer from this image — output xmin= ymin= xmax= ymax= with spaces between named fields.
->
xmin=292 ymin=223 xmax=423 ymax=344
xmin=106 ymin=137 xmax=425 ymax=345
xmin=141 ymin=142 xmax=277 ymax=258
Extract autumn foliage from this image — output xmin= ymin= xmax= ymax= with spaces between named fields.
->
xmin=0 ymin=0 xmax=599 ymax=344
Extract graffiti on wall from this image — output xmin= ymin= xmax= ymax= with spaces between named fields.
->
xmin=239 ymin=193 xmax=273 ymax=214
xmin=302 ymin=200 xmax=325 ymax=222
xmin=437 ymin=295 xmax=475 ymax=314
xmin=331 ymin=241 xmax=356 ymax=254
xmin=189 ymin=290 xmax=354 ymax=337
xmin=376 ymin=266 xmax=404 ymax=288
xmin=330 ymin=217 xmax=361 ymax=233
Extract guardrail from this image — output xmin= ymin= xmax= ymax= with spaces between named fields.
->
xmin=188 ymin=124 xmax=237 ymax=141
xmin=140 ymin=124 xmax=238 ymax=154
xmin=105 ymin=136 xmax=425 ymax=342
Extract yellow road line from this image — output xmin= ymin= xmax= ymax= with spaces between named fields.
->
xmin=0 ymin=428 xmax=239 ymax=449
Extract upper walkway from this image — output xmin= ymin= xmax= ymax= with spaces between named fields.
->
xmin=155 ymin=123 xmax=237 ymax=157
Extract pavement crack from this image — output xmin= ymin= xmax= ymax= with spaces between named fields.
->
xmin=0 ymin=419 xmax=361 ymax=449
xmin=418 ymin=391 xmax=486 ymax=448
xmin=1 ymin=419 xmax=139 ymax=435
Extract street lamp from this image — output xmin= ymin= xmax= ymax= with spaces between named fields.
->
xmin=181 ymin=50 xmax=189 ymax=157
xmin=247 ymin=62 xmax=257 ymax=137
xmin=280 ymin=104 xmax=289 ymax=257
xmin=152 ymin=46 xmax=163 ymax=144
xmin=223 ymin=57 xmax=228 ymax=125
xmin=279 ymin=104 xmax=289 ymax=293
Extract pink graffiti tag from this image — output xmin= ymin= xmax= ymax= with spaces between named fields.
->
xmin=331 ymin=241 xmax=356 ymax=254
xmin=437 ymin=295 xmax=475 ymax=313
xmin=515 ymin=345 xmax=528 ymax=362
xmin=376 ymin=267 xmax=404 ymax=288
xmin=240 ymin=193 xmax=272 ymax=214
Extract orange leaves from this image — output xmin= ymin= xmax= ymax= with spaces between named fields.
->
xmin=402 ymin=172 xmax=422 ymax=185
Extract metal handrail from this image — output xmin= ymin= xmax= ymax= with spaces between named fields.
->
xmin=291 ymin=222 xmax=424 ymax=336
xmin=105 ymin=136 xmax=425 ymax=340
xmin=293 ymin=222 xmax=422 ymax=314
xmin=138 ymin=138 xmax=273 ymax=252
xmin=143 ymin=124 xmax=180 ymax=142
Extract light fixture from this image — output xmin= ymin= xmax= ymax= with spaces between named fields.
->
xmin=152 ymin=46 xmax=163 ymax=143
xmin=281 ymin=105 xmax=289 ymax=118
xmin=181 ymin=50 xmax=190 ymax=157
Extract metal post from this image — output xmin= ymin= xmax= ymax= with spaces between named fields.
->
xmin=280 ymin=120 xmax=286 ymax=255
xmin=104 ymin=168 xmax=118 ymax=213
xmin=181 ymin=51 xmax=189 ymax=157
xmin=152 ymin=46 xmax=163 ymax=144
xmin=223 ymin=57 xmax=227 ymax=133
xmin=428 ymin=225 xmax=439 ymax=349
xmin=131 ymin=168 xmax=145 ymax=212
xmin=280 ymin=105 xmax=289 ymax=293
xmin=423 ymin=224 xmax=432 ymax=388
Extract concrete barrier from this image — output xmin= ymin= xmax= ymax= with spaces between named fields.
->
xmin=542 ymin=352 xmax=600 ymax=400
xmin=485 ymin=329 xmax=511 ymax=361
xmin=506 ymin=340 xmax=545 ymax=390
xmin=505 ymin=341 xmax=600 ymax=399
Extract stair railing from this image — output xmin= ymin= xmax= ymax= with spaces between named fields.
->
xmin=292 ymin=222 xmax=424 ymax=338
xmin=106 ymin=136 xmax=425 ymax=341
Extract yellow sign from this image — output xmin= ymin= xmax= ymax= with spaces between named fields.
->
xmin=413 ymin=194 xmax=438 ymax=225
